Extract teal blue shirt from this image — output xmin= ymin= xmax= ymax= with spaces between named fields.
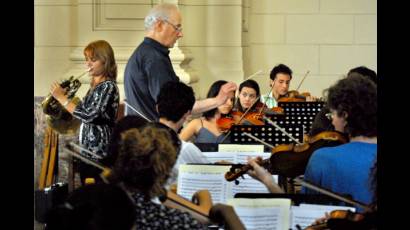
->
xmin=260 ymin=92 xmax=278 ymax=108
xmin=302 ymin=142 xmax=377 ymax=211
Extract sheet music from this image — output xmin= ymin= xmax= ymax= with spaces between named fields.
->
xmin=202 ymin=151 xmax=271 ymax=164
xmin=227 ymin=198 xmax=291 ymax=230
xmin=231 ymin=174 xmax=278 ymax=195
xmin=177 ymin=164 xmax=278 ymax=204
xmin=177 ymin=165 xmax=231 ymax=203
xmin=235 ymin=152 xmax=271 ymax=164
xmin=290 ymin=204 xmax=356 ymax=230
xmin=202 ymin=152 xmax=236 ymax=163
xmin=218 ymin=144 xmax=264 ymax=153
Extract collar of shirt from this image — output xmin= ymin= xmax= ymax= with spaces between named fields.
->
xmin=143 ymin=37 xmax=170 ymax=56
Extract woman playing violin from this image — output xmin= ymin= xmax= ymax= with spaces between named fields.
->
xmin=234 ymin=79 xmax=261 ymax=113
xmin=180 ymin=80 xmax=235 ymax=144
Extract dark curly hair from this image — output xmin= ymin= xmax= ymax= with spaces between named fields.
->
xmin=202 ymin=80 xmax=228 ymax=120
xmin=157 ymin=81 xmax=195 ymax=122
xmin=326 ymin=74 xmax=377 ymax=137
xmin=348 ymin=66 xmax=377 ymax=85
xmin=103 ymin=115 xmax=148 ymax=167
xmin=112 ymin=126 xmax=178 ymax=199
xmin=270 ymin=63 xmax=293 ymax=80
xmin=236 ymin=79 xmax=261 ymax=112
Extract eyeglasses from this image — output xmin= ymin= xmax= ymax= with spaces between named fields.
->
xmin=163 ymin=20 xmax=182 ymax=32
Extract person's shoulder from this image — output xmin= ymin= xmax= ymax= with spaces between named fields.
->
xmin=181 ymin=140 xmax=201 ymax=152
xmin=97 ymin=80 xmax=118 ymax=90
xmin=187 ymin=118 xmax=202 ymax=127
xmin=311 ymin=144 xmax=345 ymax=161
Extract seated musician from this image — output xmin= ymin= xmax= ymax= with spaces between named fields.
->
xmin=156 ymin=81 xmax=210 ymax=186
xmin=180 ymin=80 xmax=235 ymax=144
xmin=261 ymin=64 xmax=292 ymax=109
xmin=303 ymin=74 xmax=377 ymax=212
xmin=261 ymin=64 xmax=318 ymax=108
xmin=309 ymin=66 xmax=377 ymax=136
xmin=109 ymin=125 xmax=243 ymax=229
xmin=234 ymin=79 xmax=261 ymax=113
xmin=247 ymin=74 xmax=377 ymax=209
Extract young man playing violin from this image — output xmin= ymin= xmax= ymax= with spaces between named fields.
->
xmin=261 ymin=64 xmax=317 ymax=109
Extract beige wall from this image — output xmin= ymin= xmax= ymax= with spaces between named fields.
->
xmin=35 ymin=0 xmax=376 ymax=100
xmin=244 ymin=0 xmax=377 ymax=97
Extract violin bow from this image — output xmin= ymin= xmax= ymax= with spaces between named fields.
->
xmin=242 ymin=132 xmax=275 ymax=149
xmin=64 ymin=142 xmax=112 ymax=183
xmin=233 ymin=70 xmax=263 ymax=112
xmin=220 ymin=96 xmax=261 ymax=143
xmin=295 ymin=70 xmax=310 ymax=92
xmin=245 ymin=70 xmax=263 ymax=80
xmin=257 ymin=86 xmax=273 ymax=117
xmin=123 ymin=99 xmax=153 ymax=122
xmin=264 ymin=117 xmax=302 ymax=144
xmin=64 ymin=142 xmax=107 ymax=171
xmin=293 ymin=177 xmax=372 ymax=212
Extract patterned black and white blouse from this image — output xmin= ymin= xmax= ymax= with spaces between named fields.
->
xmin=132 ymin=192 xmax=207 ymax=229
xmin=72 ymin=80 xmax=119 ymax=160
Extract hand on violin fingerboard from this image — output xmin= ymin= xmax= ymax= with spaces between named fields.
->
xmin=246 ymin=157 xmax=284 ymax=194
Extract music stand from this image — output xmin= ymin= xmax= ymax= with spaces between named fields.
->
xmin=230 ymin=124 xmax=304 ymax=148
xmin=267 ymin=101 xmax=325 ymax=134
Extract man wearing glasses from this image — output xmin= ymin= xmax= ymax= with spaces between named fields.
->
xmin=124 ymin=3 xmax=236 ymax=122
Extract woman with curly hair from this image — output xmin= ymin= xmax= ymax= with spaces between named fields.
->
xmin=109 ymin=124 xmax=244 ymax=229
xmin=302 ymin=74 xmax=377 ymax=212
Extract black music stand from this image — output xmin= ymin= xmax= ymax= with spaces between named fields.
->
xmin=266 ymin=101 xmax=325 ymax=134
xmin=230 ymin=124 xmax=304 ymax=148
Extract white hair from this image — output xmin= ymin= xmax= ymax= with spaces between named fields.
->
xmin=144 ymin=3 xmax=178 ymax=31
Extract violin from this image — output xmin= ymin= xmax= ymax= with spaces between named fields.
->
xmin=304 ymin=210 xmax=366 ymax=230
xmin=216 ymin=98 xmax=267 ymax=133
xmin=224 ymin=131 xmax=348 ymax=182
xmin=159 ymin=190 xmax=213 ymax=224
xmin=278 ymin=90 xmax=312 ymax=102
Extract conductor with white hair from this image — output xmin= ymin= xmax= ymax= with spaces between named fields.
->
xmin=124 ymin=3 xmax=237 ymax=122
